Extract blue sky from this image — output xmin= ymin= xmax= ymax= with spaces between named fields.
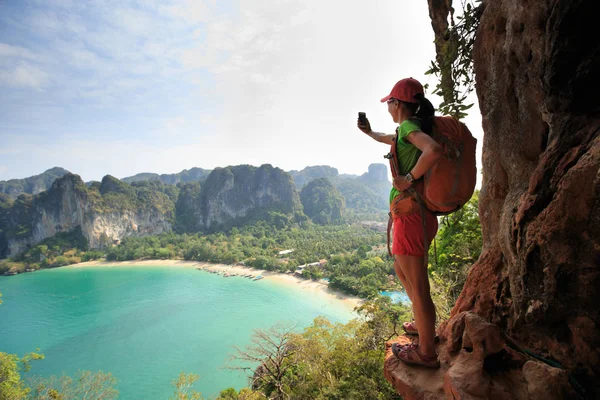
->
xmin=0 ymin=0 xmax=483 ymax=183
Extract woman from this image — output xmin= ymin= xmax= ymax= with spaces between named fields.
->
xmin=358 ymin=77 xmax=443 ymax=368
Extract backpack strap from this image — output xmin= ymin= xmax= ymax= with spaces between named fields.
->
xmin=385 ymin=130 xmax=401 ymax=179
xmin=386 ymin=131 xmax=400 ymax=259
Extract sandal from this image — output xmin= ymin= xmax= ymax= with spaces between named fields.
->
xmin=392 ymin=343 xmax=440 ymax=368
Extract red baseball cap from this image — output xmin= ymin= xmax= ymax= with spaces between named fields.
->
xmin=380 ymin=77 xmax=423 ymax=103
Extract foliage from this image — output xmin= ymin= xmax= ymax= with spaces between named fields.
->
xmin=19 ymin=228 xmax=88 ymax=262
xmin=328 ymin=254 xmax=394 ymax=298
xmin=425 ymin=0 xmax=483 ymax=119
xmin=28 ymin=371 xmax=118 ymax=400
xmin=227 ymin=324 xmax=298 ymax=400
xmin=331 ymin=176 xmax=389 ymax=214
xmin=0 ymin=167 xmax=69 ymax=199
xmin=300 ymin=178 xmax=345 ymax=225
xmin=175 ymin=182 xmax=202 ymax=233
xmin=0 ymin=351 xmax=44 ymax=400
xmin=228 ymin=300 xmax=409 ymax=400
xmin=428 ymin=191 xmax=482 ymax=318
xmin=215 ymin=388 xmax=262 ymax=400
xmin=169 ymin=373 xmax=203 ymax=400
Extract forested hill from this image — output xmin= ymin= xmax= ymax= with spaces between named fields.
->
xmin=121 ymin=167 xmax=212 ymax=185
xmin=0 ymin=163 xmax=390 ymax=259
xmin=0 ymin=167 xmax=70 ymax=199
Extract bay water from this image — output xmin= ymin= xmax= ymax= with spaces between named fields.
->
xmin=0 ymin=266 xmax=356 ymax=399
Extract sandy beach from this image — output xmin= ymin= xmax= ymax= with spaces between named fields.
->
xmin=71 ymin=259 xmax=364 ymax=310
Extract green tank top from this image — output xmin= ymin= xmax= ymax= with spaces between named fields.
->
xmin=389 ymin=119 xmax=422 ymax=204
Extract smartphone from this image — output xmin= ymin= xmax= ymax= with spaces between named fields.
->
xmin=358 ymin=112 xmax=367 ymax=125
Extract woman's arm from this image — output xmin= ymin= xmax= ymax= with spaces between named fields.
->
xmin=365 ymin=130 xmax=395 ymax=145
xmin=357 ymin=118 xmax=395 ymax=145
xmin=406 ymin=131 xmax=443 ymax=179
xmin=392 ymin=130 xmax=443 ymax=191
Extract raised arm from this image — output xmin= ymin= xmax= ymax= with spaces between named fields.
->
xmin=357 ymin=117 xmax=395 ymax=145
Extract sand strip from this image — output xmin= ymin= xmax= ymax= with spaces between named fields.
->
xmin=71 ymin=259 xmax=364 ymax=310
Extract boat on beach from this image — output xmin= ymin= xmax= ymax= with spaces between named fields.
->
xmin=253 ymin=275 xmax=263 ymax=281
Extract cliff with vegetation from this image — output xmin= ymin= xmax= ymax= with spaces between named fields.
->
xmin=121 ymin=167 xmax=212 ymax=185
xmin=0 ymin=162 xmax=389 ymax=260
xmin=0 ymin=174 xmax=175 ymax=258
xmin=0 ymin=167 xmax=69 ymax=199
xmin=300 ymin=178 xmax=345 ymax=224
xmin=384 ymin=0 xmax=600 ymax=398
xmin=178 ymin=164 xmax=303 ymax=232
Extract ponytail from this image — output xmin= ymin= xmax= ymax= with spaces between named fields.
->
xmin=399 ymin=93 xmax=435 ymax=134
xmin=412 ymin=93 xmax=435 ymax=134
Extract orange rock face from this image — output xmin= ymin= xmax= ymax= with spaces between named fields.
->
xmin=449 ymin=0 xmax=599 ymax=396
xmin=386 ymin=0 xmax=600 ymax=396
xmin=384 ymin=313 xmax=576 ymax=400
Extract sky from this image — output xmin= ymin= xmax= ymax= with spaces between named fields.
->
xmin=0 ymin=0 xmax=483 ymax=184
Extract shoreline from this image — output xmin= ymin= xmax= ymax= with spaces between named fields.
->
xmin=70 ymin=259 xmax=365 ymax=311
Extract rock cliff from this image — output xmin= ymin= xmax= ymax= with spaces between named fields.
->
xmin=195 ymin=164 xmax=302 ymax=231
xmin=1 ymin=174 xmax=174 ymax=258
xmin=0 ymin=167 xmax=69 ymax=199
xmin=0 ymin=165 xmax=306 ymax=256
xmin=384 ymin=0 xmax=600 ymax=398
xmin=300 ymin=178 xmax=345 ymax=224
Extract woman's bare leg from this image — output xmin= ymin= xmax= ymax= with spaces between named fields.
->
xmin=394 ymin=255 xmax=414 ymax=301
xmin=396 ymin=254 xmax=436 ymax=357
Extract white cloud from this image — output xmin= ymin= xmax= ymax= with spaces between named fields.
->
xmin=111 ymin=7 xmax=157 ymax=36
xmin=160 ymin=0 xmax=213 ymax=24
xmin=163 ymin=117 xmax=186 ymax=131
xmin=0 ymin=62 xmax=50 ymax=89
xmin=0 ymin=43 xmax=39 ymax=60
xmin=0 ymin=0 xmax=486 ymax=182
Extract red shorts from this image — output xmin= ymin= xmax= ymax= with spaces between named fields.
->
xmin=392 ymin=211 xmax=438 ymax=257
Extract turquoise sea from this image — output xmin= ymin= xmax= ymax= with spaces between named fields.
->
xmin=0 ymin=265 xmax=356 ymax=399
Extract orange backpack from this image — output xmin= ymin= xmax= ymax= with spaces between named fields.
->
xmin=388 ymin=116 xmax=477 ymax=215
xmin=386 ymin=116 xmax=477 ymax=256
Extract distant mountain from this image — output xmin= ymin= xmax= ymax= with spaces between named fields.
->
xmin=290 ymin=164 xmax=390 ymax=213
xmin=122 ymin=163 xmax=391 ymax=213
xmin=0 ymin=167 xmax=70 ymax=199
xmin=0 ymin=165 xmax=304 ymax=257
xmin=288 ymin=165 xmax=339 ymax=189
xmin=300 ymin=178 xmax=345 ymax=224
xmin=122 ymin=167 xmax=212 ymax=185
xmin=332 ymin=164 xmax=391 ymax=212
xmin=177 ymin=164 xmax=303 ymax=232
xmin=0 ymin=173 xmax=175 ymax=258
xmin=0 ymin=163 xmax=392 ymax=258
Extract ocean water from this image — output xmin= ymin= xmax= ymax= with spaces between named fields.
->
xmin=0 ymin=266 xmax=356 ymax=399
xmin=379 ymin=290 xmax=411 ymax=304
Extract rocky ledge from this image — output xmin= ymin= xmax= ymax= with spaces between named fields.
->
xmin=383 ymin=312 xmax=577 ymax=400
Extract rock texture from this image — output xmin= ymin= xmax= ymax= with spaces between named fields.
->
xmin=458 ymin=0 xmax=600 ymax=392
xmin=0 ymin=164 xmax=305 ymax=255
xmin=384 ymin=312 xmax=576 ymax=400
xmin=1 ymin=174 xmax=174 ymax=257
xmin=179 ymin=164 xmax=303 ymax=232
xmin=385 ymin=0 xmax=600 ymax=398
